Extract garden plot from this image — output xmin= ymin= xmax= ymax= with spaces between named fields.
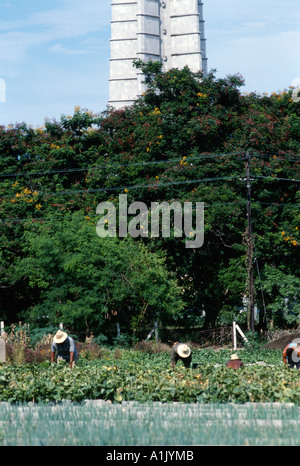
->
xmin=1 ymin=401 xmax=300 ymax=446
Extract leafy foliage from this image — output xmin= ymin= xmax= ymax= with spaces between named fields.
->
xmin=0 ymin=63 xmax=299 ymax=336
xmin=15 ymin=212 xmax=183 ymax=337
xmin=0 ymin=348 xmax=298 ymax=404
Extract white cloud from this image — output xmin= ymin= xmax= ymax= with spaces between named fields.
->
xmin=0 ymin=1 xmax=111 ymax=126
xmin=24 ymin=0 xmax=110 ymax=38
xmin=204 ymin=0 xmax=300 ymax=93
xmin=208 ymin=29 xmax=300 ymax=93
xmin=48 ymin=43 xmax=96 ymax=56
xmin=0 ymin=0 xmax=110 ymax=73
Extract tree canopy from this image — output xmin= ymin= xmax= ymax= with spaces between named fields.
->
xmin=0 ymin=63 xmax=299 ymax=339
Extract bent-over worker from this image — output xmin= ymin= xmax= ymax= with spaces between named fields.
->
xmin=282 ymin=342 xmax=300 ymax=369
xmin=226 ymin=353 xmax=244 ymax=369
xmin=171 ymin=343 xmax=192 ymax=368
xmin=51 ymin=330 xmax=78 ymax=369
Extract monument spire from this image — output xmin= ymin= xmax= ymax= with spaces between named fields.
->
xmin=109 ymin=0 xmax=207 ymax=109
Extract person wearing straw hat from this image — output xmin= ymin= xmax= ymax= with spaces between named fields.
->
xmin=226 ymin=353 xmax=244 ymax=369
xmin=170 ymin=343 xmax=192 ymax=368
xmin=51 ymin=330 xmax=78 ymax=369
xmin=282 ymin=341 xmax=300 ymax=369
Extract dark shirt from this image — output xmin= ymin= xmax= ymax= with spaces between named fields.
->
xmin=171 ymin=343 xmax=192 ymax=368
xmin=283 ymin=343 xmax=300 ymax=369
xmin=51 ymin=337 xmax=78 ymax=361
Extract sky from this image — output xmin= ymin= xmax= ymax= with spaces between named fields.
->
xmin=0 ymin=0 xmax=299 ymax=128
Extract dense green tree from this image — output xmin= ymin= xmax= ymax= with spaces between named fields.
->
xmin=0 ymin=63 xmax=299 ymax=336
xmin=14 ymin=211 xmax=183 ymax=339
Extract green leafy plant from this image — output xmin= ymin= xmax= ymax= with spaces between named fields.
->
xmin=0 ymin=68 xmax=299 ymax=334
xmin=0 ymin=348 xmax=295 ymax=404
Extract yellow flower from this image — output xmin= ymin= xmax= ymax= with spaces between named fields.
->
xmin=35 ymin=204 xmax=42 ymax=210
xmin=124 ymin=188 xmax=128 ymax=193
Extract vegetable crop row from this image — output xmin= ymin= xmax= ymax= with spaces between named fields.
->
xmin=1 ymin=348 xmax=300 ymax=404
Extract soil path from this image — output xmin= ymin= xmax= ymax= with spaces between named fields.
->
xmin=264 ymin=332 xmax=300 ymax=350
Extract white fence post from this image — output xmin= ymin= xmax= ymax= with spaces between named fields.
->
xmin=233 ymin=321 xmax=248 ymax=349
xmin=0 ymin=321 xmax=6 ymax=363
xmin=236 ymin=324 xmax=249 ymax=344
xmin=233 ymin=321 xmax=237 ymax=350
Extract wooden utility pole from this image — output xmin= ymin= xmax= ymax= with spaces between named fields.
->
xmin=245 ymin=151 xmax=255 ymax=332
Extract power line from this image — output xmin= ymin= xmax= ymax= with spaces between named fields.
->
xmin=0 ymin=176 xmax=242 ymax=200
xmin=0 ymin=151 xmax=299 ymax=180
xmin=253 ymin=154 xmax=300 ymax=162
xmin=0 ymin=152 xmax=241 ymax=179
xmin=254 ymin=175 xmax=300 ymax=182
xmin=0 ymin=174 xmax=299 ymax=201
xmin=0 ymin=201 xmax=299 ymax=225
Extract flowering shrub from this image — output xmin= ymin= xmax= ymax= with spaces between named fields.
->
xmin=0 ymin=64 xmax=299 ymax=334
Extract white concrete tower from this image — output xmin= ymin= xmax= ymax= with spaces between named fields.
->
xmin=109 ymin=0 xmax=207 ymax=109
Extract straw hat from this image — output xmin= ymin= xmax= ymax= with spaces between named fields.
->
xmin=53 ymin=330 xmax=68 ymax=344
xmin=230 ymin=353 xmax=239 ymax=360
xmin=177 ymin=344 xmax=191 ymax=358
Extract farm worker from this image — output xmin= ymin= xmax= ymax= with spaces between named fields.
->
xmin=226 ymin=353 xmax=244 ymax=369
xmin=170 ymin=343 xmax=192 ymax=368
xmin=51 ymin=330 xmax=78 ymax=369
xmin=282 ymin=342 xmax=300 ymax=369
